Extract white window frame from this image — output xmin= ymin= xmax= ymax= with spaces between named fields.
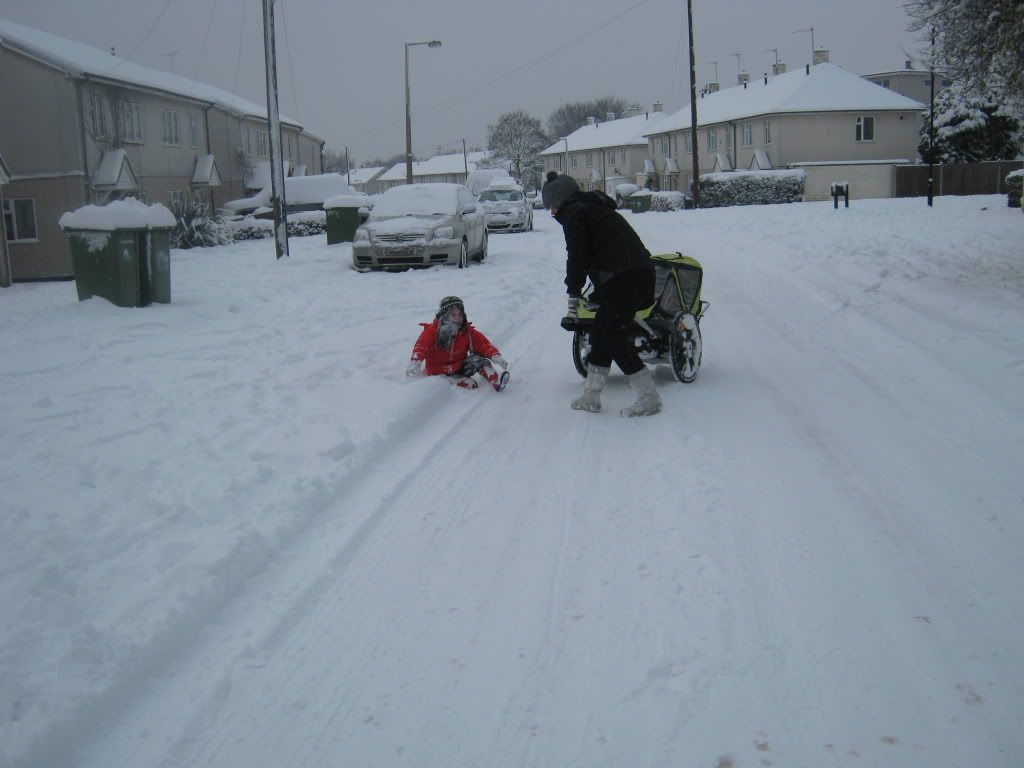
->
xmin=683 ymin=131 xmax=692 ymax=152
xmin=706 ymin=128 xmax=717 ymax=151
xmin=89 ymin=92 xmax=109 ymax=139
xmin=256 ymin=131 xmax=268 ymax=158
xmin=741 ymin=122 xmax=753 ymax=147
xmin=168 ymin=190 xmax=186 ymax=208
xmin=856 ymin=115 xmax=875 ymax=142
xmin=161 ymin=109 xmax=180 ymax=146
xmin=188 ymin=112 xmax=200 ymax=149
xmin=118 ymin=101 xmax=145 ymax=143
xmin=620 ymin=149 xmax=626 ymax=163
xmin=3 ymin=197 xmax=39 ymax=242
xmin=763 ymin=120 xmax=772 ymax=145
xmin=606 ymin=150 xmax=615 ymax=165
xmin=571 ymin=154 xmax=577 ymax=168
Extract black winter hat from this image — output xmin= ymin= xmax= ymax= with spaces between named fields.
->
xmin=541 ymin=171 xmax=580 ymax=211
xmin=436 ymin=295 xmax=465 ymax=319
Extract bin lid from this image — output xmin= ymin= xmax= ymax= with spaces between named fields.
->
xmin=59 ymin=198 xmax=176 ymax=232
xmin=323 ymin=193 xmax=371 ymax=209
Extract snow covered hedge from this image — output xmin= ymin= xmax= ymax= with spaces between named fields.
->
xmin=1006 ymin=169 xmax=1022 ymax=208
xmin=650 ymin=191 xmax=691 ymax=212
xmin=226 ymin=211 xmax=328 ymax=241
xmin=698 ymin=169 xmax=806 ymax=208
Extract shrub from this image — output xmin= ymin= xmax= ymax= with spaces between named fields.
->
xmin=1007 ymin=169 xmax=1023 ymax=208
xmin=170 ymin=196 xmax=233 ymax=249
xmin=698 ymin=169 xmax=806 ymax=208
xmin=224 ymin=211 xmax=328 ymax=241
xmin=650 ymin=191 xmax=691 ymax=212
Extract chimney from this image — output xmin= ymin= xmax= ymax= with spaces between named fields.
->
xmin=625 ymin=105 xmax=639 ymax=118
xmin=586 ymin=116 xmax=595 ymax=125
xmin=606 ymin=112 xmax=616 ymax=121
xmin=764 ymin=72 xmax=768 ymax=85
xmin=806 ymin=63 xmax=810 ymax=75
xmin=737 ymin=71 xmax=750 ymax=85
xmin=653 ymin=101 xmax=663 ymax=112
xmin=813 ymin=48 xmax=830 ymax=65
xmin=905 ymin=60 xmax=913 ymax=70
xmin=773 ymin=62 xmax=787 ymax=76
xmin=706 ymin=82 xmax=720 ymax=93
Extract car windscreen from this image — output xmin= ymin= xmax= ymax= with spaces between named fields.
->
xmin=373 ymin=188 xmax=457 ymax=216
xmin=479 ymin=190 xmax=523 ymax=202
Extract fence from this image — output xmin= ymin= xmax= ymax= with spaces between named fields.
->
xmin=895 ymin=160 xmax=1023 ymax=198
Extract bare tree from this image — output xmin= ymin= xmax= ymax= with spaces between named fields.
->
xmin=487 ymin=109 xmax=549 ymax=182
xmin=547 ymin=96 xmax=631 ymax=138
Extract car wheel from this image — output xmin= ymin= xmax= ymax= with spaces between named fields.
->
xmin=458 ymin=240 xmax=468 ymax=269
xmin=476 ymin=231 xmax=488 ymax=262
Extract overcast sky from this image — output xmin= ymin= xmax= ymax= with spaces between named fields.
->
xmin=1 ymin=0 xmax=925 ymax=164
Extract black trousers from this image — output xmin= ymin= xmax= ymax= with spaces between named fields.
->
xmin=587 ymin=268 xmax=655 ymax=375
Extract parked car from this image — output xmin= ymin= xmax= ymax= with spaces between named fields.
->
xmin=478 ymin=182 xmax=533 ymax=233
xmin=527 ymin=190 xmax=544 ymax=209
xmin=465 ymin=168 xmax=513 ymax=198
xmin=352 ymin=183 xmax=487 ymax=272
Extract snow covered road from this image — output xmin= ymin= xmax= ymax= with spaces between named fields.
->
xmin=2 ymin=197 xmax=1022 ymax=767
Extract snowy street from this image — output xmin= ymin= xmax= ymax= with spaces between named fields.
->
xmin=2 ymin=197 xmax=1022 ymax=767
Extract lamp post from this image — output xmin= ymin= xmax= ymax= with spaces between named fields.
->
xmin=405 ymin=39 xmax=442 ymax=184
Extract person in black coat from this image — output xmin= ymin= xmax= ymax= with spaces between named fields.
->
xmin=542 ymin=171 xmax=661 ymax=416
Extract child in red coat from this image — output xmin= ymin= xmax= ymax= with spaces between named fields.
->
xmin=406 ymin=296 xmax=510 ymax=391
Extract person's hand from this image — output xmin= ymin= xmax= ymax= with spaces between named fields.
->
xmin=491 ymin=355 xmax=508 ymax=371
xmin=405 ymin=359 xmax=422 ymax=377
xmin=566 ymin=295 xmax=579 ymax=319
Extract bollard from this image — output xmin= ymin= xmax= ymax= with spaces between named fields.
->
xmin=831 ymin=181 xmax=849 ymax=209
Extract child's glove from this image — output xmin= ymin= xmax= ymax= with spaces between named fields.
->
xmin=491 ymin=355 xmax=508 ymax=371
xmin=565 ymin=295 xmax=579 ymax=319
xmin=405 ymin=359 xmax=423 ymax=377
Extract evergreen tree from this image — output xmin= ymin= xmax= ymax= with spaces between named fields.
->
xmin=918 ymin=80 xmax=1021 ymax=163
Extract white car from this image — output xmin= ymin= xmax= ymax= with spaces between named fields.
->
xmin=352 ymin=184 xmax=487 ymax=271
xmin=478 ymin=183 xmax=533 ymax=233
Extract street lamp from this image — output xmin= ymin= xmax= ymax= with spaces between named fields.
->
xmin=405 ymin=39 xmax=442 ymax=184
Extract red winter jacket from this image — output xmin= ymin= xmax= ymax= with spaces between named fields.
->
xmin=411 ymin=319 xmax=500 ymax=375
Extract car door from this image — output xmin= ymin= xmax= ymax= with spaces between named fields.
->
xmin=458 ymin=187 xmax=483 ymax=252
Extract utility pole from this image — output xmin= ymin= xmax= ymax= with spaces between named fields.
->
xmin=262 ymin=0 xmax=289 ymax=259
xmin=345 ymin=146 xmax=351 ymax=185
xmin=462 ymin=138 xmax=468 ymax=176
xmin=928 ymin=26 xmax=936 ymax=207
xmin=688 ymin=0 xmax=701 ymax=208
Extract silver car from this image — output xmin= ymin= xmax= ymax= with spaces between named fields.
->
xmin=478 ymin=184 xmax=533 ymax=233
xmin=352 ymin=183 xmax=488 ymax=271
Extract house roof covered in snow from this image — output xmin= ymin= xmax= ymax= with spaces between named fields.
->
xmin=540 ymin=111 xmax=670 ymax=156
xmin=0 ymin=18 xmax=313 ymax=132
xmin=647 ymin=63 xmax=926 ymax=135
xmin=377 ymin=151 xmax=492 ymax=182
xmin=346 ymin=166 xmax=386 ymax=185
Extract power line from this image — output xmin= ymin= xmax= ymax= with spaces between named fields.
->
xmin=278 ymin=0 xmax=300 ymax=117
xmin=233 ymin=0 xmax=247 ymax=93
xmin=342 ymin=0 xmax=658 ymax=144
xmin=109 ymin=0 xmax=175 ymax=75
xmin=196 ymin=0 xmax=220 ymax=79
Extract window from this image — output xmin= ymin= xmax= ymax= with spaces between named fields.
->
xmin=3 ymin=198 xmax=38 ymax=242
xmin=242 ymin=126 xmax=251 ymax=154
xmin=620 ymin=149 xmax=626 ymax=163
xmin=161 ymin=110 xmax=179 ymax=145
xmin=287 ymin=134 xmax=294 ymax=159
xmin=89 ymin=92 xmax=108 ymax=138
xmin=606 ymin=150 xmax=614 ymax=164
xmin=941 ymin=78 xmax=952 ymax=87
xmin=168 ymin=190 xmax=186 ymax=209
xmin=118 ymin=101 xmax=144 ymax=142
xmin=763 ymin=120 xmax=772 ymax=145
xmin=924 ymin=78 xmax=932 ymax=86
xmin=741 ymin=122 xmax=753 ymax=146
xmin=706 ymin=128 xmax=717 ymax=151
xmin=881 ymin=78 xmax=890 ymax=88
xmin=684 ymin=131 xmax=692 ymax=152
xmin=188 ymin=112 xmax=200 ymax=148
xmin=672 ymin=134 xmax=677 ymax=154
xmin=571 ymin=154 xmax=577 ymax=168
xmin=856 ymin=115 xmax=875 ymax=142
xmin=585 ymin=152 xmax=592 ymax=167
xmin=256 ymin=131 xmax=268 ymax=157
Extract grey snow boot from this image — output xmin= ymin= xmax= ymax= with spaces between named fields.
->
xmin=571 ymin=364 xmax=609 ymax=413
xmin=621 ymin=367 xmax=662 ymax=417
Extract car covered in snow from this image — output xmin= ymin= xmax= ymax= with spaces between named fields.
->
xmin=352 ymin=183 xmax=487 ymax=271
xmin=478 ymin=182 xmax=533 ymax=233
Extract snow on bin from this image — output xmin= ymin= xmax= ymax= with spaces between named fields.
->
xmin=324 ymin=194 xmax=371 ymax=244
xmin=625 ymin=189 xmax=653 ymax=213
xmin=59 ymin=199 xmax=176 ymax=307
